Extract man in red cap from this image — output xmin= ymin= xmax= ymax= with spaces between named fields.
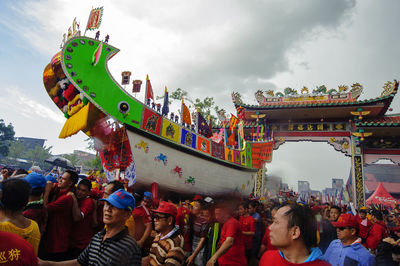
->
xmin=324 ymin=213 xmax=375 ymax=265
xmin=144 ymin=201 xmax=185 ymax=266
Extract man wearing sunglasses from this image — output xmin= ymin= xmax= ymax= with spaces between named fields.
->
xmin=324 ymin=213 xmax=375 ymax=266
xmin=144 ymin=201 xmax=185 ymax=266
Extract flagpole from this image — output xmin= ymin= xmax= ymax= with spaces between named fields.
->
xmin=144 ymin=74 xmax=149 ymax=105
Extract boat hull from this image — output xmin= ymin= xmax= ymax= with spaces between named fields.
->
xmin=126 ymin=129 xmax=256 ymax=195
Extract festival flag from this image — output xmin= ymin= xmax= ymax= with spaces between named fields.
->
xmin=260 ymin=125 xmax=264 ymax=141
xmin=181 ymin=98 xmax=191 ymax=125
xmin=145 ymin=74 xmax=154 ymax=101
xmin=162 ymin=86 xmax=169 ymax=116
xmin=197 ymin=111 xmax=212 ymax=137
xmin=85 ymin=7 xmax=104 ymax=32
xmin=229 ymin=114 xmax=238 ymax=131
xmin=92 ymin=41 xmax=103 ymax=66
xmin=132 ymin=80 xmax=142 ymax=93
xmin=227 ymin=128 xmax=236 ymax=146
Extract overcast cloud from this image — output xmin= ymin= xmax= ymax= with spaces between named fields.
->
xmin=0 ymin=0 xmax=398 ymax=190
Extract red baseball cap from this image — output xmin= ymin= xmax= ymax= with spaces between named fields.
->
xmin=332 ymin=213 xmax=358 ymax=228
xmin=153 ymin=201 xmax=177 ymax=219
xmin=193 ymin=195 xmax=203 ymax=201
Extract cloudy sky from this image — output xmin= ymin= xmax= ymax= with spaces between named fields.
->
xmin=0 ymin=0 xmax=399 ymax=190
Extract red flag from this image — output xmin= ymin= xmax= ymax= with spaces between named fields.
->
xmin=145 ymin=74 xmax=154 ymax=101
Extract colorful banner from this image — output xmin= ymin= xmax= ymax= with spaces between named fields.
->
xmin=245 ymin=143 xmax=252 ymax=167
xmin=197 ymin=112 xmax=212 ymax=138
xmin=240 ymin=151 xmax=246 ymax=166
xmin=211 ymin=141 xmax=225 ymax=160
xmin=161 ymin=119 xmax=180 ymax=143
xmin=229 ymin=114 xmax=238 ymax=130
xmin=180 ymin=129 xmax=196 ymax=148
xmin=225 ymin=148 xmax=234 ymax=162
xmin=234 ymin=150 xmax=241 ymax=165
xmin=142 ymin=108 xmax=162 ymax=135
xmin=86 ymin=7 xmax=104 ymax=31
xmin=197 ymin=136 xmax=210 ymax=154
xmin=251 ymin=142 xmax=273 ymax=168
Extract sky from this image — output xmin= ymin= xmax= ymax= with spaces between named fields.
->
xmin=0 ymin=0 xmax=399 ymax=191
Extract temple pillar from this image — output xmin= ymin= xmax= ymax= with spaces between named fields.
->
xmin=350 ymin=135 xmax=365 ymax=208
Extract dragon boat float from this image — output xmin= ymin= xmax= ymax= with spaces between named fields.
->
xmin=42 ymin=32 xmax=273 ymax=196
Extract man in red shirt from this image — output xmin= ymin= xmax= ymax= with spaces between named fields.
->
xmin=206 ymin=202 xmax=247 ymax=266
xmin=0 ymin=231 xmax=38 ymax=265
xmin=42 ymin=170 xmax=78 ymax=261
xmin=132 ymin=190 xmax=152 ymax=256
xmin=366 ymin=209 xmax=388 ymax=253
xmin=68 ymin=179 xmax=95 ymax=258
xmin=259 ymin=204 xmax=330 ymax=266
xmin=238 ymin=202 xmax=256 ymax=262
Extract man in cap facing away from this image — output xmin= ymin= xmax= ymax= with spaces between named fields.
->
xmin=40 ymin=189 xmax=141 ymax=265
xmin=324 ymin=213 xmax=375 ymax=266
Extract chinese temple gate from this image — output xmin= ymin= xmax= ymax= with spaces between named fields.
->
xmin=229 ymin=80 xmax=399 ymax=208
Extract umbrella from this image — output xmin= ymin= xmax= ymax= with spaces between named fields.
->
xmin=45 ymin=156 xmax=75 ymax=170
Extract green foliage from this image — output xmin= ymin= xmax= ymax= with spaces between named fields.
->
xmin=24 ymin=145 xmax=52 ymax=170
xmin=62 ymin=153 xmax=80 ymax=166
xmin=83 ymin=154 xmax=103 ymax=170
xmin=168 ymin=88 xmax=220 ymax=127
xmin=0 ymin=119 xmax=15 ymax=157
xmin=7 ymin=141 xmax=25 ymax=160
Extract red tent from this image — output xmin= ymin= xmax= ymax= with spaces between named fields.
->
xmin=366 ymin=182 xmax=399 ymax=207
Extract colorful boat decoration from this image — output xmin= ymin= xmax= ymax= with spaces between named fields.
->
xmin=42 ymin=36 xmax=273 ymax=195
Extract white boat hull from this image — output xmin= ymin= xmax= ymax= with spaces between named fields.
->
xmin=126 ymin=129 xmax=256 ymax=195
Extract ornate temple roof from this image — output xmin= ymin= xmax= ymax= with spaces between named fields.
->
xmin=230 ymin=80 xmax=398 ymax=122
xmin=356 ymin=114 xmax=400 ymax=127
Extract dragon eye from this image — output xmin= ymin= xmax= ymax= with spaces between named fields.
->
xmin=118 ymin=101 xmax=130 ymax=114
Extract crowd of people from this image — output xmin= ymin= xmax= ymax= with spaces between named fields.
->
xmin=1 ymin=167 xmax=400 ymax=265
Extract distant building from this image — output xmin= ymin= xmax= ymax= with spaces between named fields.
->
xmin=16 ymin=137 xmax=46 ymax=150
xmin=332 ymin=178 xmax=344 ymax=189
xmin=298 ymin=180 xmax=310 ymax=193
xmin=281 ymin=183 xmax=289 ymax=191
xmin=73 ymin=150 xmax=96 ymax=161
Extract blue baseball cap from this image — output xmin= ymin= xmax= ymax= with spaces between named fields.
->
xmin=45 ymin=174 xmax=58 ymax=183
xmin=144 ymin=191 xmax=153 ymax=200
xmin=100 ymin=189 xmax=135 ymax=211
xmin=24 ymin=172 xmax=46 ymax=189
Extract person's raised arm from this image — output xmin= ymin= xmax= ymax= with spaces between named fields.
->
xmin=206 ymin=236 xmax=234 ymax=266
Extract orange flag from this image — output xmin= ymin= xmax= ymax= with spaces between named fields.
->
xmin=181 ymin=99 xmax=191 ymax=125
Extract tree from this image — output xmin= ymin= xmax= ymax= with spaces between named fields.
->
xmin=83 ymin=154 xmax=103 ymax=170
xmin=7 ymin=141 xmax=25 ymax=159
xmin=62 ymin=153 xmax=80 ymax=166
xmin=168 ymin=88 xmax=220 ymax=127
xmin=0 ymin=119 xmax=15 ymax=157
xmin=24 ymin=145 xmax=52 ymax=170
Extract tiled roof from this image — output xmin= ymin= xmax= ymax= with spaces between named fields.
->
xmin=236 ymin=94 xmax=396 ymax=109
xmin=356 ymin=114 xmax=400 ymax=127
